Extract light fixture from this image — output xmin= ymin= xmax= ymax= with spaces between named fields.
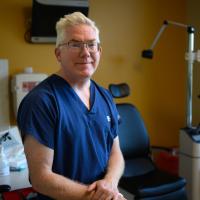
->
xmin=142 ymin=20 xmax=200 ymax=128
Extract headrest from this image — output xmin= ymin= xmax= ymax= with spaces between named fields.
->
xmin=108 ymin=83 xmax=130 ymax=98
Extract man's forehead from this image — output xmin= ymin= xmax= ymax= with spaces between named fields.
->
xmin=64 ymin=24 xmax=98 ymax=41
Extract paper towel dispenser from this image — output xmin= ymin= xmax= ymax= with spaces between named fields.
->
xmin=31 ymin=0 xmax=89 ymax=43
xmin=11 ymin=68 xmax=48 ymax=118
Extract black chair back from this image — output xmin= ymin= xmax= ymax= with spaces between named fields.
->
xmin=117 ymin=103 xmax=150 ymax=158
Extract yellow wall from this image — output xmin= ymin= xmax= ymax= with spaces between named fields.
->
xmin=0 ymin=0 xmax=186 ymax=147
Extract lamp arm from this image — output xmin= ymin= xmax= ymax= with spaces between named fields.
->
xmin=150 ymin=21 xmax=168 ymax=49
xmin=167 ymin=20 xmax=188 ymax=28
xmin=142 ymin=20 xmax=189 ymax=59
xmin=150 ymin=20 xmax=189 ymax=49
xmin=142 ymin=20 xmax=197 ymax=128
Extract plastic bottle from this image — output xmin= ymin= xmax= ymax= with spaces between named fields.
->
xmin=0 ymin=144 xmax=10 ymax=176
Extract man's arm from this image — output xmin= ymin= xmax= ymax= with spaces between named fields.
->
xmin=88 ymin=136 xmax=125 ymax=200
xmin=24 ymin=134 xmax=94 ymax=200
xmin=104 ymin=136 xmax=125 ymax=185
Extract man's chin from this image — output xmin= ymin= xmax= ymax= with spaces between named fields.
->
xmin=80 ymin=68 xmax=96 ymax=76
xmin=80 ymin=72 xmax=93 ymax=79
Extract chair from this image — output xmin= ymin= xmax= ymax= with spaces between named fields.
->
xmin=109 ymin=83 xmax=187 ymax=200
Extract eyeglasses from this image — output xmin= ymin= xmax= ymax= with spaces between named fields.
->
xmin=59 ymin=41 xmax=100 ymax=53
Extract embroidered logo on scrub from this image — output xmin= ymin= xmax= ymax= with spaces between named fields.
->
xmin=106 ymin=115 xmax=111 ymax=122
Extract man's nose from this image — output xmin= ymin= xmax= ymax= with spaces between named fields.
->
xmin=80 ymin=44 xmax=90 ymax=56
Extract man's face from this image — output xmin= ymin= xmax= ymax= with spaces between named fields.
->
xmin=55 ymin=24 xmax=101 ymax=81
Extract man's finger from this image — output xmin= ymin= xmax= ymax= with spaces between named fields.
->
xmin=87 ymin=182 xmax=97 ymax=192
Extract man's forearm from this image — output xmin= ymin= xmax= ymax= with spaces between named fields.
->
xmin=30 ymin=170 xmax=93 ymax=200
xmin=86 ymin=142 xmax=125 ymax=200
xmin=24 ymin=135 xmax=93 ymax=200
xmin=105 ymin=153 xmax=124 ymax=185
xmin=104 ymin=139 xmax=125 ymax=186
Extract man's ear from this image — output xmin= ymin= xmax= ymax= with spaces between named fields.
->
xmin=55 ymin=47 xmax=61 ymax=62
xmin=99 ymin=46 xmax=102 ymax=55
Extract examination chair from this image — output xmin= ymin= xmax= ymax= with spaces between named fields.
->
xmin=108 ymin=83 xmax=187 ymax=200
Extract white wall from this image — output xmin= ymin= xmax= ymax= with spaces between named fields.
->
xmin=0 ymin=59 xmax=10 ymax=131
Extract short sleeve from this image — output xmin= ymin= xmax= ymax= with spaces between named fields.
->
xmin=17 ymin=91 xmax=58 ymax=149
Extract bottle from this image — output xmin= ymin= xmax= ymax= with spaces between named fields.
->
xmin=0 ymin=144 xmax=10 ymax=176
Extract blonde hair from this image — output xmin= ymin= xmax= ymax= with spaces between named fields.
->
xmin=55 ymin=12 xmax=100 ymax=47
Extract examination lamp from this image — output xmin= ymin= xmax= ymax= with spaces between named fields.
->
xmin=142 ymin=20 xmax=200 ymax=128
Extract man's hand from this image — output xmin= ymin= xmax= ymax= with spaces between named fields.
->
xmin=87 ymin=179 xmax=126 ymax=200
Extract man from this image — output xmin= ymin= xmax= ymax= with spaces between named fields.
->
xmin=17 ymin=12 xmax=125 ymax=200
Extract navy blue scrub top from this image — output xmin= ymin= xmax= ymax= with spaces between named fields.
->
xmin=17 ymin=74 xmax=119 ymax=200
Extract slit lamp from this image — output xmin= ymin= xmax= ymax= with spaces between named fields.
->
xmin=142 ymin=20 xmax=200 ymax=128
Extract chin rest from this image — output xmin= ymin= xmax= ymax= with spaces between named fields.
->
xmin=109 ymin=83 xmax=187 ymax=200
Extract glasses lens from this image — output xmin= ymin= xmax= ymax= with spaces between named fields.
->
xmin=68 ymin=42 xmax=81 ymax=50
xmin=87 ymin=42 xmax=99 ymax=52
xmin=65 ymin=41 xmax=99 ymax=52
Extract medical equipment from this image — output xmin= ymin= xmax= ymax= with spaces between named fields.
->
xmin=142 ymin=20 xmax=200 ymax=200
xmin=11 ymin=67 xmax=47 ymax=118
xmin=0 ymin=126 xmax=28 ymax=175
xmin=0 ymin=142 xmax=10 ymax=176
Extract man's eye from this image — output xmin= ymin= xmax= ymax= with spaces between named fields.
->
xmin=88 ymin=43 xmax=96 ymax=48
xmin=71 ymin=43 xmax=81 ymax=48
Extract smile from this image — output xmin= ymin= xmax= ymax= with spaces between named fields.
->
xmin=76 ymin=62 xmax=92 ymax=65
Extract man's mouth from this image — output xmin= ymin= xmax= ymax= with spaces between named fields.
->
xmin=76 ymin=61 xmax=92 ymax=65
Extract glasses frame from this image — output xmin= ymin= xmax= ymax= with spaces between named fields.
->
xmin=58 ymin=40 xmax=100 ymax=53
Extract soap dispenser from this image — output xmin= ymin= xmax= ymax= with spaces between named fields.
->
xmin=0 ymin=143 xmax=10 ymax=176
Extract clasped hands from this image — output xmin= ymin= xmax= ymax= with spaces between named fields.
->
xmin=87 ymin=179 xmax=127 ymax=200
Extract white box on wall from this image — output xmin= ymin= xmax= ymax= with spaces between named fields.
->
xmin=11 ymin=68 xmax=48 ymax=118
xmin=0 ymin=59 xmax=10 ymax=132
